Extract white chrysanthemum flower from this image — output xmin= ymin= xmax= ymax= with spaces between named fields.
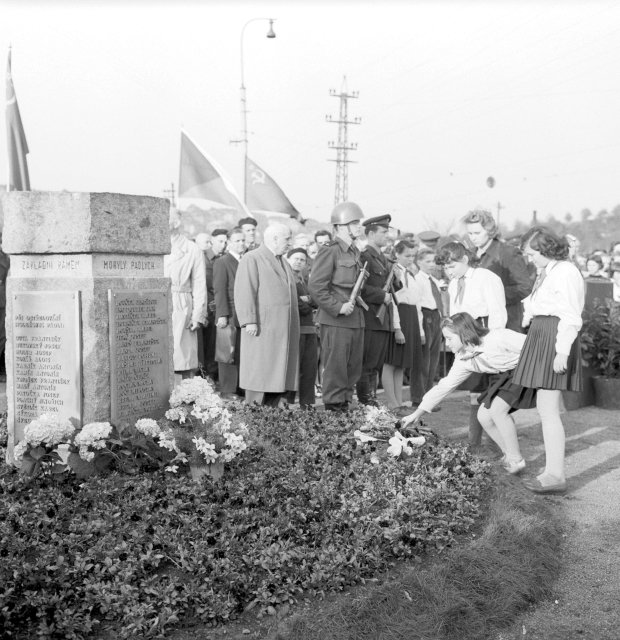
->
xmin=74 ymin=422 xmax=112 ymax=450
xmin=192 ymin=436 xmax=218 ymax=464
xmin=78 ymin=445 xmax=95 ymax=462
xmin=135 ymin=418 xmax=161 ymax=438
xmin=165 ymin=465 xmax=179 ymax=473
xmin=157 ymin=429 xmax=178 ymax=452
xmin=24 ymin=414 xmax=76 ymax=447
xmin=165 ymin=407 xmax=188 ymax=423
xmin=13 ymin=440 xmax=28 ymax=463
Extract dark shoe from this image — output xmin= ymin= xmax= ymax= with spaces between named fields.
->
xmin=324 ymin=403 xmax=344 ymax=412
xmin=523 ymin=477 xmax=567 ymax=494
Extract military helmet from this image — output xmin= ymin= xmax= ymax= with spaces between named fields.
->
xmin=330 ymin=201 xmax=364 ymax=225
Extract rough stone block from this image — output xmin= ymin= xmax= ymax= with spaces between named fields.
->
xmin=2 ymin=191 xmax=171 ymax=255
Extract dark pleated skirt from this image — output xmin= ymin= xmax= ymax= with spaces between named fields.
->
xmin=511 ymin=315 xmax=582 ymax=391
xmin=457 ymin=315 xmax=489 ymax=393
xmin=385 ymin=304 xmax=423 ymax=368
xmin=478 ymin=370 xmax=537 ymax=413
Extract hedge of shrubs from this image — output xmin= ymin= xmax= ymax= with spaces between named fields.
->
xmin=0 ymin=406 xmax=492 ymax=639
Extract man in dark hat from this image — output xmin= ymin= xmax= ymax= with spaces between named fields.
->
xmin=418 ymin=230 xmax=441 ymax=251
xmin=357 ymin=214 xmax=401 ymax=406
xmin=238 ymin=217 xmax=259 ymax=252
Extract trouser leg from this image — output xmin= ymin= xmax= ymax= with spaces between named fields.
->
xmin=298 ymin=333 xmax=318 ymax=407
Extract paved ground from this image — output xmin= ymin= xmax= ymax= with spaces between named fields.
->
xmin=415 ymin=390 xmax=620 ymax=640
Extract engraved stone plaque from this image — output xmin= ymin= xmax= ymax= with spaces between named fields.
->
xmin=12 ymin=291 xmax=82 ymax=431
xmin=109 ymin=290 xmax=170 ymax=426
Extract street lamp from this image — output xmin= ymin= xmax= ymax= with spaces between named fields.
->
xmin=233 ymin=17 xmax=276 ymax=203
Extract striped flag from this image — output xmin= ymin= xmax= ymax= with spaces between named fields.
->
xmin=6 ymin=48 xmax=30 ymax=191
xmin=178 ymin=130 xmax=250 ymax=216
xmin=245 ymin=156 xmax=300 ymax=219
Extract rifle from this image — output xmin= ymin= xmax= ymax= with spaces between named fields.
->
xmin=375 ymin=263 xmax=397 ymax=324
xmin=349 ymin=261 xmax=369 ymax=311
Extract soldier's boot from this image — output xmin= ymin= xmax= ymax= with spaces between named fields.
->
xmin=356 ymin=373 xmax=373 ymax=405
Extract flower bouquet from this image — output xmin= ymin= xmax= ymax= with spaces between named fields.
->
xmin=353 ymin=405 xmax=433 ymax=464
xmin=160 ymin=377 xmax=249 ymax=480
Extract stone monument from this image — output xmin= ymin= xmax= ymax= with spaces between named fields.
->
xmin=3 ymin=191 xmax=173 ymax=461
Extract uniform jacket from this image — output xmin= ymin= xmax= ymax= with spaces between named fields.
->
xmin=360 ymin=245 xmax=400 ymax=332
xmin=477 ymin=238 xmax=534 ymax=332
xmin=308 ymin=238 xmax=365 ymax=328
xmin=213 ymin=252 xmax=240 ymax=327
xmin=164 ymin=234 xmax=207 ymax=371
xmin=234 ymin=244 xmax=300 ymax=392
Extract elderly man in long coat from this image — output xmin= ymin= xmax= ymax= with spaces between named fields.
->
xmin=234 ymin=223 xmax=300 ymax=406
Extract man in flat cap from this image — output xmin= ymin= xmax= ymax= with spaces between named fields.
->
xmin=238 ymin=217 xmax=259 ymax=252
xmin=357 ymin=214 xmax=401 ymax=406
xmin=418 ymin=230 xmax=441 ymax=251
xmin=309 ymin=202 xmax=366 ymax=412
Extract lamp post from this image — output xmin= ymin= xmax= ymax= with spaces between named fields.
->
xmin=233 ymin=17 xmax=276 ymax=203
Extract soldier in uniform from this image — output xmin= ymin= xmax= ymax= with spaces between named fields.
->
xmin=308 ymin=202 xmax=366 ymax=412
xmin=357 ymin=215 xmax=400 ymax=405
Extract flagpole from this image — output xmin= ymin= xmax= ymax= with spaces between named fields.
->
xmin=6 ymin=45 xmax=11 ymax=192
xmin=231 ymin=18 xmax=276 ymax=204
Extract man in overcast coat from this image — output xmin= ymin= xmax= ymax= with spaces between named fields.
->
xmin=234 ymin=223 xmax=300 ymax=406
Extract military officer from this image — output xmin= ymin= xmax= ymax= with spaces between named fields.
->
xmin=308 ymin=202 xmax=366 ymax=412
xmin=357 ymin=215 xmax=400 ymax=405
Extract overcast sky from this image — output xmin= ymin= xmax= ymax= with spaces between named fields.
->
xmin=2 ymin=0 xmax=620 ymax=233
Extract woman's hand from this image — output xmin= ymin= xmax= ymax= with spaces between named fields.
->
xmin=394 ymin=329 xmax=405 ymax=345
xmin=401 ymin=407 xmax=424 ymax=426
xmin=553 ymin=353 xmax=568 ymax=374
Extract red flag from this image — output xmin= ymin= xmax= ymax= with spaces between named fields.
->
xmin=245 ymin=156 xmax=300 ymax=218
xmin=6 ymin=48 xmax=30 ymax=191
xmin=178 ymin=130 xmax=250 ymax=216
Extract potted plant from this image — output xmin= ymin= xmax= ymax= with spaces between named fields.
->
xmin=580 ymin=299 xmax=620 ymax=409
xmin=161 ymin=377 xmax=249 ymax=481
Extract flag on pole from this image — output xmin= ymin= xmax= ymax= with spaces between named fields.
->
xmin=178 ymin=130 xmax=250 ymax=216
xmin=245 ymin=157 xmax=300 ymax=219
xmin=6 ymin=47 xmax=30 ymax=191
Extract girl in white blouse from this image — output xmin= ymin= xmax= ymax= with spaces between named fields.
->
xmin=513 ymin=226 xmax=585 ymax=494
xmin=402 ymin=312 xmax=536 ymax=474
xmin=435 ymin=241 xmax=507 ymax=451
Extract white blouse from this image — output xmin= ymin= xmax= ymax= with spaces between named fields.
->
xmin=419 ymin=329 xmax=527 ymax=412
xmin=447 ymin=267 xmax=507 ymax=329
xmin=522 ymin=260 xmax=584 ymax=356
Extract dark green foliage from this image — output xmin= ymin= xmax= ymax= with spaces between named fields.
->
xmin=581 ymin=300 xmax=620 ymax=378
xmin=276 ymin=476 xmax=564 ymax=640
xmin=0 ymin=406 xmax=491 ymax=639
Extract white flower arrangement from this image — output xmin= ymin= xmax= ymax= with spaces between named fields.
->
xmin=135 ymin=418 xmax=161 ymax=438
xmin=159 ymin=378 xmax=249 ymax=467
xmin=74 ymin=422 xmax=113 ymax=461
xmin=354 ymin=406 xmax=426 ymax=460
xmin=22 ymin=413 xmax=76 ymax=448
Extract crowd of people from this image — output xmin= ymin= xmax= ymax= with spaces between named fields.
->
xmin=166 ymin=204 xmax=619 ymax=495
